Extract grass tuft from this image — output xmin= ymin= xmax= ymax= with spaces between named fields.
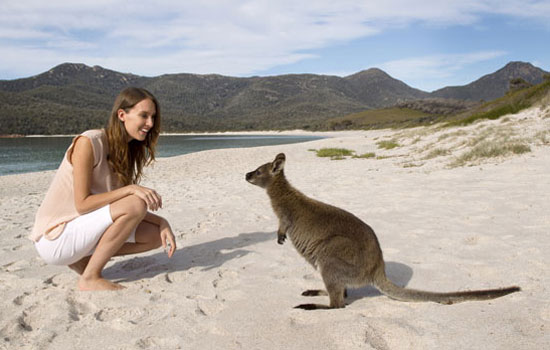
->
xmin=376 ymin=140 xmax=400 ymax=150
xmin=424 ymin=148 xmax=451 ymax=160
xmin=450 ymin=141 xmax=531 ymax=167
xmin=315 ymin=148 xmax=355 ymax=159
xmin=353 ymin=152 xmax=376 ymax=159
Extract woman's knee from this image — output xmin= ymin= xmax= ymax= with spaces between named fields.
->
xmin=111 ymin=195 xmax=148 ymax=221
xmin=129 ymin=195 xmax=148 ymax=218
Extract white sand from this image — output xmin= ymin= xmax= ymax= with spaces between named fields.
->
xmin=1 ymin=105 xmax=549 ymax=349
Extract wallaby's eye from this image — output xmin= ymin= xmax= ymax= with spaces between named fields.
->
xmin=256 ymin=170 xmax=261 ymax=176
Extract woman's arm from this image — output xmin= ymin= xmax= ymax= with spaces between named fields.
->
xmin=143 ymin=211 xmax=177 ymax=257
xmin=72 ymin=136 xmax=162 ymax=214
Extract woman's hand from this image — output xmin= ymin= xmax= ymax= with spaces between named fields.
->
xmin=159 ymin=219 xmax=176 ymax=258
xmin=128 ymin=184 xmax=163 ymax=211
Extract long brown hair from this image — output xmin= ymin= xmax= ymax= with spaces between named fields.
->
xmin=105 ymin=87 xmax=161 ymax=186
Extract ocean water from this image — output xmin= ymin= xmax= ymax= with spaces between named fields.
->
xmin=0 ymin=134 xmax=322 ymax=176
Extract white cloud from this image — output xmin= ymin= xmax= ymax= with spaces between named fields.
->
xmin=0 ymin=1 xmax=548 ymax=79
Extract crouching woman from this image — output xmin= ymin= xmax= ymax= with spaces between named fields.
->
xmin=30 ymin=87 xmax=176 ymax=291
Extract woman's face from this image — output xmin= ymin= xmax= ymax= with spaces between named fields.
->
xmin=117 ymin=98 xmax=156 ymax=142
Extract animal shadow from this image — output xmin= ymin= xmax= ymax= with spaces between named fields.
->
xmin=344 ymin=261 xmax=414 ymax=304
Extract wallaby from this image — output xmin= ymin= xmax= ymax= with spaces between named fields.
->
xmin=245 ymin=153 xmax=520 ymax=310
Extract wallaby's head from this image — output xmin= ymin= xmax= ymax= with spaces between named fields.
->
xmin=246 ymin=153 xmax=286 ymax=189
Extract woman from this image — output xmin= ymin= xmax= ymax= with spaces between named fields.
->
xmin=30 ymin=87 xmax=176 ymax=291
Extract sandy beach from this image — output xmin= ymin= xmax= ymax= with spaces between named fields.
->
xmin=1 ymin=105 xmax=549 ymax=349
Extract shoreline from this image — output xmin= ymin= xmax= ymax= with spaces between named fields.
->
xmin=0 ymin=132 xmax=332 ymax=177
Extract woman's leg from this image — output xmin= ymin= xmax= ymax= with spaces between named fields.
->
xmin=115 ymin=220 xmax=163 ymax=256
xmin=69 ymin=218 xmax=163 ymax=275
xmin=69 ymin=256 xmax=91 ymax=275
xmin=78 ymin=195 xmax=147 ymax=291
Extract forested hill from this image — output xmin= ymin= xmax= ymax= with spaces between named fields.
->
xmin=0 ymin=61 xmax=547 ymax=135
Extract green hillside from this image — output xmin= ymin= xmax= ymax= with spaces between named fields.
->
xmin=445 ymin=77 xmax=550 ymax=126
xmin=326 ymin=77 xmax=550 ymax=131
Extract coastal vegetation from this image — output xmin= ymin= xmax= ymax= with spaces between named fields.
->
xmin=312 ymin=148 xmax=378 ymax=160
xmin=353 ymin=152 xmax=376 ymax=159
xmin=376 ymin=140 xmax=400 ymax=150
xmin=313 ymin=148 xmax=355 ymax=160
xmin=445 ymin=77 xmax=550 ymax=127
xmin=450 ymin=141 xmax=531 ymax=167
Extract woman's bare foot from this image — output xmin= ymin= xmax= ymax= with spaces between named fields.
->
xmin=78 ymin=276 xmax=125 ymax=291
xmin=69 ymin=256 xmax=91 ymax=275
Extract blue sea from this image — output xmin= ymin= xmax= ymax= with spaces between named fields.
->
xmin=0 ymin=134 xmax=322 ymax=176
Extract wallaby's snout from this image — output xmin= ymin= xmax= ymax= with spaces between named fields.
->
xmin=246 ymin=153 xmax=286 ymax=189
xmin=245 ymin=167 xmax=265 ymax=187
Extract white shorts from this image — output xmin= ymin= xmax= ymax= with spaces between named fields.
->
xmin=34 ymin=205 xmax=136 ymax=266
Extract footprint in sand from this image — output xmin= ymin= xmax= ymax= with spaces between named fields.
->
xmin=5 ymin=302 xmax=46 ymax=339
xmin=364 ymin=324 xmax=391 ymax=350
xmin=12 ymin=292 xmax=30 ymax=306
xmin=212 ymin=268 xmax=239 ymax=289
xmin=164 ymin=270 xmax=192 ymax=284
xmin=194 ymin=297 xmax=225 ymax=316
xmin=2 ymin=259 xmax=30 ymax=272
xmin=8 ymin=244 xmax=23 ymax=251
xmin=463 ymin=236 xmax=479 ymax=246
xmin=135 ymin=336 xmax=182 ymax=349
xmin=211 ymin=268 xmax=246 ymax=302
xmin=43 ymin=273 xmax=74 ymax=288
xmin=65 ymin=295 xmax=100 ymax=322
xmin=94 ymin=306 xmax=148 ymax=330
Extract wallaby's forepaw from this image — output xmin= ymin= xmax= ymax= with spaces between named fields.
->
xmin=277 ymin=234 xmax=286 ymax=244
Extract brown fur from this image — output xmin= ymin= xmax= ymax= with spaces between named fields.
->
xmin=246 ymin=153 xmax=520 ymax=310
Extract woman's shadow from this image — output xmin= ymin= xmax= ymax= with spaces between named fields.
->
xmin=103 ymin=231 xmax=274 ymax=282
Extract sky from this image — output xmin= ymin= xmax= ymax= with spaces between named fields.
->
xmin=1 ymin=0 xmax=549 ymax=92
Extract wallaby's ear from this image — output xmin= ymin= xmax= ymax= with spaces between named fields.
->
xmin=271 ymin=153 xmax=286 ymax=174
xmin=274 ymin=153 xmax=286 ymax=162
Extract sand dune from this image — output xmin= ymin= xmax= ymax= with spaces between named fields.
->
xmin=1 ymin=105 xmax=549 ymax=349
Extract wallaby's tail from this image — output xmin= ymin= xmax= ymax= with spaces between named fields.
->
xmin=374 ymin=272 xmax=520 ymax=305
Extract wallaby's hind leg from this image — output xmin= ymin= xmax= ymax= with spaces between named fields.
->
xmin=296 ymin=290 xmax=330 ymax=309
xmin=302 ymin=289 xmax=327 ymax=296
xmin=294 ymin=303 xmax=330 ymax=310
xmin=296 ymin=265 xmax=348 ymax=310
xmin=295 ymin=283 xmax=345 ymax=310
xmin=302 ymin=289 xmax=348 ymax=298
xmin=326 ymin=282 xmax=346 ymax=308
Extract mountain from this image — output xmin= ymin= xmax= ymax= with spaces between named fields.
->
xmin=0 ymin=61 xmax=547 ymax=134
xmin=0 ymin=63 xmax=428 ymax=134
xmin=0 ymin=63 xmax=147 ymax=94
xmin=344 ymin=68 xmax=429 ymax=106
xmin=431 ymin=61 xmax=548 ymax=101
